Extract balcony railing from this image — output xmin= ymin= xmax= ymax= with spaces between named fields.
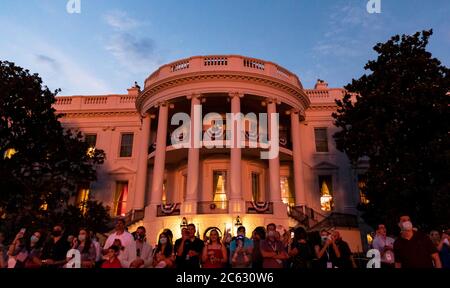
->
xmin=156 ymin=203 xmax=181 ymax=217
xmin=246 ymin=201 xmax=274 ymax=214
xmin=197 ymin=201 xmax=229 ymax=214
xmin=144 ymin=55 xmax=302 ymax=89
xmin=123 ymin=209 xmax=145 ymax=226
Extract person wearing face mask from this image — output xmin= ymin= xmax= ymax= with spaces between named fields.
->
xmin=372 ymin=224 xmax=395 ymax=268
xmin=41 ymin=224 xmax=70 ymax=268
xmin=9 ymin=230 xmax=45 ymax=268
xmin=121 ymin=226 xmax=153 ymax=268
xmin=260 ymin=225 xmax=289 ymax=268
xmin=393 ymin=215 xmax=442 ymax=268
xmin=313 ymin=230 xmax=341 ymax=269
xmin=229 ymin=226 xmax=253 ymax=268
xmin=69 ymin=228 xmax=96 ymax=268
xmin=152 ymin=232 xmax=174 ymax=268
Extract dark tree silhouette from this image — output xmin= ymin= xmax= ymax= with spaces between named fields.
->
xmin=333 ymin=30 xmax=450 ymax=232
xmin=0 ymin=60 xmax=109 ymax=236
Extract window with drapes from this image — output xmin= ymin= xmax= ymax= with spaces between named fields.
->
xmin=213 ymin=171 xmax=227 ymax=206
xmin=114 ymin=181 xmax=128 ymax=216
xmin=280 ymin=176 xmax=294 ymax=206
xmin=251 ymin=172 xmax=261 ymax=202
xmin=358 ymin=174 xmax=369 ymax=204
xmin=319 ymin=175 xmax=333 ymax=211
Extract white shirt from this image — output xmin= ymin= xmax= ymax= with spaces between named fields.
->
xmin=372 ymin=235 xmax=395 ymax=264
xmin=92 ymin=240 xmax=102 ymax=262
xmin=103 ymin=231 xmax=134 ymax=251
xmin=121 ymin=240 xmax=153 ymax=268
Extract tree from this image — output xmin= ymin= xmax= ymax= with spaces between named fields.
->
xmin=0 ymin=60 xmax=109 ymax=236
xmin=332 ymin=30 xmax=450 ymax=232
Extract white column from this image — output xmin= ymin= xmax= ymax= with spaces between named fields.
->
xmin=229 ymin=92 xmax=242 ymax=201
xmin=267 ymin=99 xmax=281 ymax=203
xmin=291 ymin=110 xmax=306 ymax=207
xmin=184 ymin=94 xmax=201 ymax=214
xmin=134 ymin=113 xmax=151 ymax=209
xmin=150 ymin=103 xmax=169 ymax=205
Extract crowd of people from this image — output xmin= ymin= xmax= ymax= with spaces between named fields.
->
xmin=0 ymin=215 xmax=448 ymax=269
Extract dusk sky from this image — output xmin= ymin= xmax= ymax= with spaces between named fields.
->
xmin=0 ymin=0 xmax=449 ymax=95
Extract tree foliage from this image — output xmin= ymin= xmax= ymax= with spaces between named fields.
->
xmin=333 ymin=30 xmax=450 ymax=232
xmin=0 ymin=60 xmax=109 ymax=236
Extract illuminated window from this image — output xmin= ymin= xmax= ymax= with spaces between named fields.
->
xmin=120 ymin=133 xmax=134 ymax=157
xmin=77 ymin=187 xmax=90 ymax=214
xmin=3 ymin=148 xmax=17 ymax=159
xmin=114 ymin=181 xmax=128 ymax=216
xmin=162 ymin=178 xmax=167 ymax=204
xmin=182 ymin=174 xmax=187 ymax=201
xmin=314 ymin=128 xmax=329 ymax=152
xmin=85 ymin=134 xmax=97 ymax=148
xmin=280 ymin=176 xmax=294 ymax=206
xmin=251 ymin=172 xmax=261 ymax=202
xmin=213 ymin=171 xmax=227 ymax=207
xmin=358 ymin=174 xmax=370 ymax=204
xmin=319 ymin=175 xmax=334 ymax=211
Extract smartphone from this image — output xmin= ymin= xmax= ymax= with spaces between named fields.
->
xmin=19 ymin=228 xmax=26 ymax=234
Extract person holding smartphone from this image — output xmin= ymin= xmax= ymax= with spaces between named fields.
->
xmin=230 ymin=226 xmax=253 ymax=268
xmin=7 ymin=228 xmax=27 ymax=268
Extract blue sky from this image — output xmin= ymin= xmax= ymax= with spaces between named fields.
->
xmin=0 ymin=0 xmax=449 ymax=95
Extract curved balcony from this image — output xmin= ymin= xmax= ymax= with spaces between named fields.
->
xmin=137 ymin=55 xmax=310 ymax=114
xmin=144 ymin=55 xmax=302 ymax=89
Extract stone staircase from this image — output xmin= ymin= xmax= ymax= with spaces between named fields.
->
xmin=288 ymin=206 xmax=358 ymax=231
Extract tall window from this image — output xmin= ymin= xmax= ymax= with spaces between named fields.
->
xmin=280 ymin=176 xmax=294 ymax=206
xmin=162 ymin=178 xmax=167 ymax=204
xmin=120 ymin=133 xmax=134 ymax=157
xmin=85 ymin=134 xmax=97 ymax=148
xmin=358 ymin=174 xmax=369 ymax=204
xmin=314 ymin=128 xmax=329 ymax=152
xmin=213 ymin=171 xmax=227 ymax=205
xmin=114 ymin=181 xmax=129 ymax=216
xmin=251 ymin=172 xmax=261 ymax=202
xmin=319 ymin=175 xmax=334 ymax=211
xmin=77 ymin=187 xmax=90 ymax=214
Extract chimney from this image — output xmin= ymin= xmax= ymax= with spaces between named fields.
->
xmin=127 ymin=81 xmax=141 ymax=96
xmin=314 ymin=79 xmax=329 ymax=90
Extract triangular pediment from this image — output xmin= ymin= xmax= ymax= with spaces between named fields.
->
xmin=312 ymin=161 xmax=339 ymax=170
xmin=108 ymin=166 xmax=136 ymax=174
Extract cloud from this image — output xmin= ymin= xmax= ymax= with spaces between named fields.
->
xmin=103 ymin=11 xmax=161 ymax=73
xmin=104 ymin=11 xmax=139 ymax=31
xmin=35 ymin=54 xmax=61 ymax=72
xmin=313 ymin=2 xmax=384 ymax=58
xmin=105 ymin=32 xmax=159 ymax=72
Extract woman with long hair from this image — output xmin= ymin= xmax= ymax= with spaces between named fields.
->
xmin=152 ymin=232 xmax=174 ymax=268
xmin=202 ymin=229 xmax=227 ymax=268
xmin=70 ymin=228 xmax=96 ymax=268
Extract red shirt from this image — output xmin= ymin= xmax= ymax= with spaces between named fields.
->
xmin=101 ymin=258 xmax=122 ymax=268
